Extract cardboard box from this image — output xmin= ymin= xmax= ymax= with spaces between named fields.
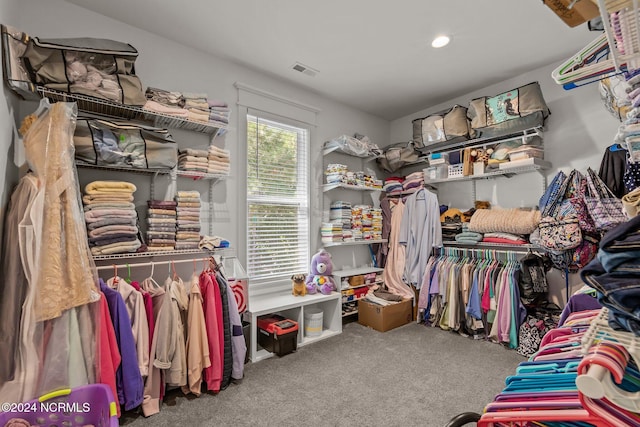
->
xmin=543 ymin=0 xmax=600 ymax=28
xmin=358 ymin=298 xmax=413 ymax=332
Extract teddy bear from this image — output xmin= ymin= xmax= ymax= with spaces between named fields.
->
xmin=291 ymin=274 xmax=307 ymax=296
xmin=305 ymin=249 xmax=336 ymax=295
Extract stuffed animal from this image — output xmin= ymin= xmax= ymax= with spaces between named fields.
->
xmin=291 ymin=274 xmax=307 ymax=296
xmin=306 ymin=249 xmax=336 ymax=295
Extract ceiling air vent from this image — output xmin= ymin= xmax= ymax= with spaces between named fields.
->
xmin=291 ymin=62 xmax=318 ymax=77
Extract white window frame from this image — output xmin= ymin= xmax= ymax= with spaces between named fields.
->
xmin=245 ymin=111 xmax=310 ymax=285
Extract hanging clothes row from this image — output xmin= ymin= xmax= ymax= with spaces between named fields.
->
xmin=97 ymin=257 xmax=246 ymax=417
xmin=418 ymin=248 xmax=526 ymax=349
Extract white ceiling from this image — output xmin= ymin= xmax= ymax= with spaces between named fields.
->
xmin=66 ymin=0 xmax=598 ymax=120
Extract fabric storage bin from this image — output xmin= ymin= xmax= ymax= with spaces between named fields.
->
xmin=304 ymin=307 xmax=324 ymax=338
xmin=21 ymin=35 xmax=147 ymax=105
xmin=74 ymin=118 xmax=178 ymax=169
xmin=1 ymin=25 xmax=38 ymax=100
xmin=348 ymin=275 xmax=365 ymax=287
xmin=467 ymin=82 xmax=550 ymax=138
xmin=412 ymin=105 xmax=474 ymax=150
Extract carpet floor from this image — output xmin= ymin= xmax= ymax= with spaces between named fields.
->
xmin=121 ymin=321 xmax=524 ymax=427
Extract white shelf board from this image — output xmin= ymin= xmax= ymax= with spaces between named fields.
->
xmin=424 ymin=161 xmax=551 ymax=185
xmin=299 ymin=329 xmax=342 ymax=346
xmin=248 ymin=291 xmax=340 ymax=316
xmin=342 ymin=310 xmax=359 ymax=317
xmin=322 ymin=145 xmax=380 ymax=160
xmin=332 ymin=266 xmax=384 ymax=278
xmin=177 ymin=170 xmax=229 ymax=181
xmin=323 ymin=239 xmax=387 ymax=247
xmin=322 ymin=182 xmax=381 ymax=192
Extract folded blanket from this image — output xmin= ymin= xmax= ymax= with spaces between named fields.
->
xmin=89 ymin=225 xmax=139 ymax=238
xmin=207 ymin=155 xmax=230 ymax=164
xmin=175 ymin=242 xmax=200 ymax=250
xmin=177 ymin=226 xmax=201 ymax=232
xmin=89 ymin=233 xmax=139 ymax=246
xmin=176 ymin=207 xmax=201 ymax=213
xmin=187 ymin=109 xmax=209 ymax=123
xmin=176 ymin=196 xmax=200 ymax=202
xmin=85 ymin=210 xmax=138 ymax=223
xmin=482 ymin=237 xmax=528 ymax=245
xmin=622 ymin=186 xmax=640 ymax=218
xmin=147 ymin=245 xmax=176 ymax=251
xmin=469 ymin=209 xmax=540 ymax=235
xmin=147 ymin=227 xmax=177 ymax=233
xmin=147 ymin=238 xmax=177 ymax=245
xmin=148 ymin=213 xmax=177 ymax=220
xmin=183 ymin=92 xmax=208 ymax=99
xmin=84 ymin=202 xmax=136 ymax=211
xmin=148 ymin=218 xmax=178 ymax=224
xmin=147 ymin=232 xmax=176 ymax=239
xmin=148 ymin=200 xmax=178 ymax=209
xmin=177 ymin=232 xmax=201 ymax=239
xmin=178 ymin=155 xmax=208 ymax=163
xmin=91 ymin=239 xmax=142 ymax=255
xmin=143 ymin=100 xmax=189 ymax=117
xmin=85 ymin=180 xmax=137 ymax=195
xmin=483 ymin=232 xmax=526 ymax=241
xmin=176 ymin=216 xmax=200 ymax=223
xmin=87 ymin=217 xmax=137 ymax=230
xmin=179 ymin=162 xmax=209 ymax=172
xmin=180 ymin=148 xmax=209 ymax=157
xmin=208 ymin=146 xmax=230 ymax=158
xmin=208 ymin=99 xmax=228 ymax=108
xmin=83 ymin=194 xmax=134 ymax=204
xmin=148 ymin=208 xmax=176 ymax=216
xmin=176 ymin=203 xmax=201 ymax=209
xmin=454 ymin=232 xmax=483 ymax=242
xmin=184 ymin=100 xmax=209 ymax=110
xmin=208 ymin=159 xmax=231 ymax=168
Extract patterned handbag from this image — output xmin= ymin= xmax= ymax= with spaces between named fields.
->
xmin=538 ymin=214 xmax=582 ymax=251
xmin=540 ymin=171 xmax=567 ymax=217
xmin=568 ymin=171 xmax=597 ymax=233
xmin=584 ymin=167 xmax=627 ymax=232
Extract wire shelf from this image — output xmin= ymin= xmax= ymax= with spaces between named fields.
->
xmin=92 ymin=247 xmax=232 ymax=261
xmin=322 ymin=182 xmax=382 ymax=192
xmin=424 ymin=161 xmax=551 ymax=185
xmin=176 ymin=170 xmax=230 ymax=181
xmin=323 ymin=239 xmax=387 ymax=247
xmin=76 ymin=162 xmax=172 ymax=175
xmin=36 ymin=87 xmax=227 ymax=135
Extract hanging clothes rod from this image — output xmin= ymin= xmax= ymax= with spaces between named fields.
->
xmin=95 ymin=256 xmax=214 ymax=271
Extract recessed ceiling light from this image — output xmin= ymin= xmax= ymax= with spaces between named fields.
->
xmin=431 ymin=35 xmax=450 ymax=48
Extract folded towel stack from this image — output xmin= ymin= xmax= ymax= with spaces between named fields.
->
xmin=147 ymin=200 xmax=178 ymax=252
xmin=142 ymin=87 xmax=232 ymax=126
xmin=178 ymin=148 xmax=209 ymax=174
xmin=454 ymin=231 xmax=483 ymax=244
xmin=175 ymin=190 xmax=201 ymax=250
xmin=83 ymin=180 xmax=142 ymax=255
xmin=208 ymin=99 xmax=230 ymax=125
xmin=403 ymin=171 xmax=424 ymax=191
xmin=383 ymin=177 xmax=404 ymax=193
xmin=208 ymin=145 xmax=230 ymax=175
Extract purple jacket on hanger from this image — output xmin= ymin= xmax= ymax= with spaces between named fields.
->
xmin=100 ymin=279 xmax=144 ymax=411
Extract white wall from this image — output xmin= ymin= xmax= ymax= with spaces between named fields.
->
xmin=390 ymin=62 xmax=622 ymax=305
xmin=1 ymin=0 xmax=390 ymax=280
xmin=0 ymin=2 xmax=22 ymax=254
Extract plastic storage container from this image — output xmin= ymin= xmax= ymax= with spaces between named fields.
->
xmin=304 ymin=307 xmax=324 ymax=338
xmin=508 ymin=146 xmax=544 ymax=161
xmin=423 ymin=165 xmax=448 ymax=182
xmin=257 ymin=314 xmax=298 ymax=356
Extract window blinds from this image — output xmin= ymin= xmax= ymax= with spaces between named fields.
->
xmin=247 ymin=113 xmax=309 ymax=282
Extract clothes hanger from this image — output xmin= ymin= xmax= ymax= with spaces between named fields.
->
xmin=552 ymin=33 xmax=624 ymax=89
xmin=126 ymin=263 xmax=131 ymax=283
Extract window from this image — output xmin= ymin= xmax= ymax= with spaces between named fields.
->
xmin=246 ymin=113 xmax=309 ymax=283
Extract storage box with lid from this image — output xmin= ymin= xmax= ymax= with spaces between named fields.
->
xmin=507 ymin=146 xmax=544 ymax=161
xmin=423 ymin=164 xmax=448 ymax=182
xmin=257 ymin=314 xmax=298 ymax=356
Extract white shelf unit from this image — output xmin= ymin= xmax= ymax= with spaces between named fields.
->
xmin=402 ymin=127 xmax=551 ymax=201
xmin=333 ymin=266 xmax=384 ymax=278
xmin=246 ymin=292 xmax=341 ymax=362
